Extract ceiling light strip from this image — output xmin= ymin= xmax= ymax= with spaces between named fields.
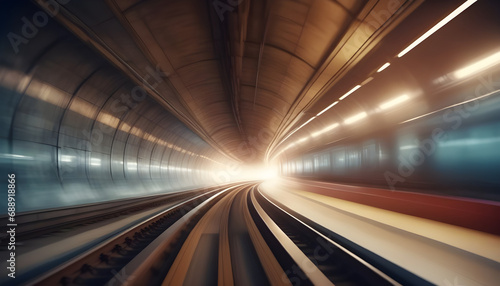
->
xmin=339 ymin=85 xmax=361 ymax=100
xmin=316 ymin=101 xmax=339 ymax=116
xmin=453 ymin=50 xmax=500 ymax=79
xmin=379 ymin=94 xmax=409 ymax=110
xmin=397 ymin=0 xmax=478 ymax=58
xmin=281 ymin=116 xmax=316 ymax=143
xmin=377 ymin=62 xmax=391 ymax=72
xmin=344 ymin=112 xmax=367 ymax=124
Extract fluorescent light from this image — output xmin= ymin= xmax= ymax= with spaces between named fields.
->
xmin=280 ymin=116 xmax=316 ymax=144
xmin=324 ymin=122 xmax=339 ymax=132
xmin=344 ymin=112 xmax=367 ymax=124
xmin=400 ymin=145 xmax=417 ymax=150
xmin=312 ymin=122 xmax=340 ymax=137
xmin=311 ymin=130 xmax=322 ymax=137
xmin=281 ymin=131 xmax=296 ymax=144
xmin=453 ymin=51 xmax=500 ymax=79
xmin=398 ymin=0 xmax=478 ymax=58
xmin=298 ymin=117 xmax=316 ymax=129
xmin=127 ymin=162 xmax=137 ymax=170
xmin=1 ymin=154 xmax=34 ymax=160
xmin=379 ymin=94 xmax=409 ymax=110
xmin=377 ymin=62 xmax=391 ymax=72
xmin=297 ymin=137 xmax=309 ymax=143
xmin=90 ymin=158 xmax=101 ymax=166
xmin=61 ymin=155 xmax=73 ymax=162
xmin=317 ymin=101 xmax=339 ymax=116
xmin=339 ymin=85 xmax=361 ymax=100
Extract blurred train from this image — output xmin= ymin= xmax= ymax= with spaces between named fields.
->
xmin=280 ymin=87 xmax=500 ymax=201
xmin=279 ymin=0 xmax=500 ymax=201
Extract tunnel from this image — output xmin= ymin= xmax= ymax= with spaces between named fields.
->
xmin=0 ymin=0 xmax=499 ymax=285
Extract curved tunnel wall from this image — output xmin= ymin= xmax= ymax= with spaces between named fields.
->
xmin=0 ymin=2 xmax=229 ymax=213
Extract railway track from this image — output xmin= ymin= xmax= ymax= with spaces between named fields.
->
xmin=156 ymin=184 xmax=283 ymax=286
xmin=251 ymin=187 xmax=396 ymax=285
xmin=22 ymin=182 xmax=429 ymax=286
xmin=252 ymin=186 xmax=433 ymax=286
xmin=26 ymin=185 xmax=234 ymax=286
xmin=0 ymin=188 xmax=209 ymax=244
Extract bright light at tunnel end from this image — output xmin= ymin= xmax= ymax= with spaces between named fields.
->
xmin=244 ymin=165 xmax=280 ymax=181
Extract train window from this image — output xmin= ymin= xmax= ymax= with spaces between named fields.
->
xmin=346 ymin=149 xmax=361 ymax=169
xmin=304 ymin=158 xmax=313 ymax=173
xmin=314 ymin=155 xmax=320 ymax=170
xmin=362 ymin=142 xmax=378 ymax=167
xmin=295 ymin=159 xmax=303 ymax=173
xmin=321 ymin=153 xmax=330 ymax=169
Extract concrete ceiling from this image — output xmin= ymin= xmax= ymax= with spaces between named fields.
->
xmin=35 ymin=0 xmax=423 ymax=163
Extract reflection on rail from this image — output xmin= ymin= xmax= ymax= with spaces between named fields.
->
xmin=4 ymin=182 xmax=477 ymax=285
